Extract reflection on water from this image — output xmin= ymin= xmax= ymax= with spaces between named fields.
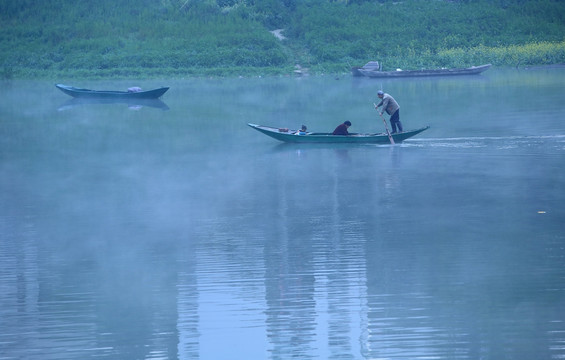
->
xmin=58 ymin=98 xmax=170 ymax=111
xmin=1 ymin=70 xmax=565 ymax=359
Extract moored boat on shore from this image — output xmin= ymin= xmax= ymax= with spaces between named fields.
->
xmin=352 ymin=63 xmax=491 ymax=78
xmin=55 ymin=84 xmax=169 ymax=99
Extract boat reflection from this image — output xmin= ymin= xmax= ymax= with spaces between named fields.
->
xmin=58 ymin=97 xmax=170 ymax=111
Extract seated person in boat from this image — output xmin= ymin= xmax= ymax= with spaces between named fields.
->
xmin=332 ymin=121 xmax=351 ymax=135
xmin=294 ymin=125 xmax=307 ymax=135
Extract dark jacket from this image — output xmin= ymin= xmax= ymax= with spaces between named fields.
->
xmin=332 ymin=123 xmax=350 ymax=135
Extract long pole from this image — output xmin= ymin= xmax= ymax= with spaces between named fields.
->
xmin=374 ymin=103 xmax=395 ymax=145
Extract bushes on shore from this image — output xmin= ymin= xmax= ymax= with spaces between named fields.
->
xmin=437 ymin=41 xmax=565 ymax=68
xmin=287 ymin=0 xmax=565 ymax=70
xmin=1 ymin=0 xmax=564 ymax=78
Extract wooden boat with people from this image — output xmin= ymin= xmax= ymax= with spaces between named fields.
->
xmin=248 ymin=123 xmax=429 ymax=144
xmin=55 ymin=84 xmax=169 ymax=99
xmin=352 ymin=63 xmax=491 ymax=78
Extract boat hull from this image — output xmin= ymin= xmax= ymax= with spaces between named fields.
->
xmin=248 ymin=123 xmax=429 ymax=144
xmin=356 ymin=64 xmax=491 ymax=78
xmin=55 ymin=84 xmax=169 ymax=99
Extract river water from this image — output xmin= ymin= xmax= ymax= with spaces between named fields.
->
xmin=1 ymin=68 xmax=564 ymax=360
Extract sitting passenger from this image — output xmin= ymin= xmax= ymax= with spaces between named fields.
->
xmin=332 ymin=121 xmax=351 ymax=135
xmin=295 ymin=125 xmax=307 ymax=135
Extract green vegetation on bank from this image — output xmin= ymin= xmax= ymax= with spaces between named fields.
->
xmin=1 ymin=0 xmax=564 ymax=79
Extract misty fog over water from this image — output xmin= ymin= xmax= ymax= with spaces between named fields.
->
xmin=1 ymin=69 xmax=564 ymax=359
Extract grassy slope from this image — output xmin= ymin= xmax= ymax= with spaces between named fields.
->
xmin=289 ymin=0 xmax=565 ymax=71
xmin=0 ymin=0 xmax=564 ymax=79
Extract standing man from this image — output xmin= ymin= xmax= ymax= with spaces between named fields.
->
xmin=375 ymin=90 xmax=403 ymax=133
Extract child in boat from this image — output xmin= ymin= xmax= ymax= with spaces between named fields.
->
xmin=295 ymin=125 xmax=307 ymax=135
